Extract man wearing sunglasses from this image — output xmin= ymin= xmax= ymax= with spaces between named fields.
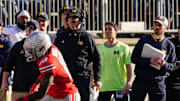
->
xmin=54 ymin=7 xmax=102 ymax=101
xmin=26 ymin=20 xmax=39 ymax=36
xmin=1 ymin=20 xmax=40 ymax=97
xmin=35 ymin=11 xmax=56 ymax=43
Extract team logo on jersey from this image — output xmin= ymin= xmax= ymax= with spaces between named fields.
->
xmin=0 ymin=44 xmax=3 ymax=48
xmin=20 ymin=50 xmax=24 ymax=54
xmin=64 ymin=6 xmax=69 ymax=10
xmin=74 ymin=33 xmax=77 ymax=36
xmin=61 ymin=40 xmax=65 ymax=44
xmin=69 ymin=33 xmax=72 ymax=36
xmin=77 ymin=40 xmax=83 ymax=45
xmin=162 ymin=49 xmax=167 ymax=54
xmin=114 ymin=50 xmax=119 ymax=55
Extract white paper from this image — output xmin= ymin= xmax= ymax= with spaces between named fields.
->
xmin=141 ymin=43 xmax=166 ymax=70
xmin=89 ymin=86 xmax=99 ymax=101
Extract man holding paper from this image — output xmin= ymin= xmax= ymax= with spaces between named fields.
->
xmin=131 ymin=16 xmax=176 ymax=101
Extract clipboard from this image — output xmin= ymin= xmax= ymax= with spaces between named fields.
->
xmin=141 ymin=43 xmax=166 ymax=70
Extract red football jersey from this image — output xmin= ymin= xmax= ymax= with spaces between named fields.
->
xmin=37 ymin=45 xmax=78 ymax=98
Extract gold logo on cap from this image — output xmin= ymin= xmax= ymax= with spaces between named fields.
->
xmin=72 ymin=9 xmax=76 ymax=13
xmin=0 ymin=44 xmax=4 ymax=48
xmin=64 ymin=6 xmax=69 ymax=10
xmin=39 ymin=12 xmax=44 ymax=16
xmin=78 ymin=41 xmax=83 ymax=45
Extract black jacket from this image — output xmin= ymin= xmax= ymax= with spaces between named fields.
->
xmin=4 ymin=39 xmax=40 ymax=92
xmin=54 ymin=27 xmax=101 ymax=82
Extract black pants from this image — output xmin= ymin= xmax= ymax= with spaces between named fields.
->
xmin=98 ymin=91 xmax=129 ymax=101
xmin=131 ymin=78 xmax=166 ymax=101
xmin=166 ymin=87 xmax=180 ymax=101
xmin=74 ymin=79 xmax=90 ymax=101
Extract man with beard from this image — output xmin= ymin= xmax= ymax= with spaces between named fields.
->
xmin=130 ymin=16 xmax=176 ymax=101
xmin=2 ymin=10 xmax=30 ymax=44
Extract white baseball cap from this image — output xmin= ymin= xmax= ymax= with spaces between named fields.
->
xmin=154 ymin=16 xmax=168 ymax=26
xmin=17 ymin=10 xmax=30 ymax=20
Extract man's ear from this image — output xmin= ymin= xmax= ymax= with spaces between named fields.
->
xmin=47 ymin=20 xmax=50 ymax=25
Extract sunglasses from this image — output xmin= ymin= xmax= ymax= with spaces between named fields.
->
xmin=27 ymin=26 xmax=36 ymax=31
xmin=38 ymin=19 xmax=46 ymax=22
xmin=68 ymin=16 xmax=79 ymax=19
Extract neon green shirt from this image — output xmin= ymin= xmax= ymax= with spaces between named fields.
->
xmin=98 ymin=41 xmax=131 ymax=92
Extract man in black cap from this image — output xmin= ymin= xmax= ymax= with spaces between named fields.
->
xmin=35 ymin=11 xmax=56 ymax=43
xmin=56 ymin=5 xmax=72 ymax=36
xmin=54 ymin=7 xmax=102 ymax=101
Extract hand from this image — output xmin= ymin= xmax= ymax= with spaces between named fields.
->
xmin=95 ymin=81 xmax=102 ymax=91
xmin=123 ymin=82 xmax=132 ymax=95
xmin=1 ymin=81 xmax=8 ymax=93
xmin=150 ymin=57 xmax=165 ymax=67
xmin=29 ymin=83 xmax=40 ymax=94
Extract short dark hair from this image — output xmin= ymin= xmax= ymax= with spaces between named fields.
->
xmin=105 ymin=22 xmax=118 ymax=31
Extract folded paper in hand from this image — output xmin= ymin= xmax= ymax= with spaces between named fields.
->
xmin=141 ymin=44 xmax=166 ymax=70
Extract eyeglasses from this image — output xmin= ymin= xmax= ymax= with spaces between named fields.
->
xmin=68 ymin=16 xmax=79 ymax=19
xmin=27 ymin=26 xmax=36 ymax=31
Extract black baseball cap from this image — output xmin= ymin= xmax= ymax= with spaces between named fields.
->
xmin=36 ymin=11 xmax=49 ymax=20
xmin=60 ymin=5 xmax=72 ymax=14
xmin=68 ymin=7 xmax=82 ymax=18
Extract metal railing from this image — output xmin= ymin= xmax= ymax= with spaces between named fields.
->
xmin=0 ymin=0 xmax=179 ymax=34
